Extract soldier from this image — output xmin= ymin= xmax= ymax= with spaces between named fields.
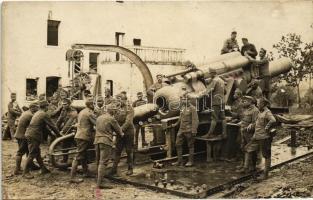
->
xmin=13 ymin=103 xmax=39 ymax=175
xmin=94 ymin=96 xmax=105 ymax=117
xmin=56 ymin=98 xmax=78 ymax=163
xmin=104 ymin=88 xmax=114 ymax=105
xmin=230 ymin=89 xmax=244 ymax=123
xmin=172 ymin=95 xmax=199 ymax=167
xmin=241 ymin=38 xmax=258 ymax=79
xmin=221 ymin=31 xmax=239 ymax=54
xmin=201 ymin=68 xmax=227 ymax=139
xmin=94 ymin=103 xmax=124 ymax=189
xmin=132 ymin=92 xmax=148 ymax=149
xmin=3 ymin=93 xmax=22 ymax=140
xmin=246 ymin=79 xmax=263 ymax=104
xmin=70 ymin=98 xmax=96 ymax=183
xmin=147 ymin=74 xmax=169 ymax=99
xmin=110 ymin=94 xmax=135 ymax=176
xmin=47 ymin=93 xmax=60 ymax=123
xmin=23 ymin=100 xmax=60 ymax=179
xmin=248 ymin=48 xmax=271 ymax=99
xmin=237 ymin=96 xmax=259 ymax=173
xmin=243 ymin=97 xmax=276 ymax=179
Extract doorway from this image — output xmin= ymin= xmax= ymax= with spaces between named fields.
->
xmin=46 ymin=76 xmax=60 ymax=98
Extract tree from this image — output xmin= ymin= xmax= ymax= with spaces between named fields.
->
xmin=272 ymin=33 xmax=308 ymax=106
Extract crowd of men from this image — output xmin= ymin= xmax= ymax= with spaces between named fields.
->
xmin=3 ymin=32 xmax=276 ymax=191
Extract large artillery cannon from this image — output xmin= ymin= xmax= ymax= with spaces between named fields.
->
xmin=49 ymin=46 xmax=292 ymax=168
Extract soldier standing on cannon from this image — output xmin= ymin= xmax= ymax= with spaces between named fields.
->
xmin=3 ymin=92 xmax=22 ymax=140
xmin=13 ymin=102 xmax=39 ymax=175
xmin=110 ymin=94 xmax=135 ymax=176
xmin=245 ymin=97 xmax=276 ymax=179
xmin=201 ymin=68 xmax=227 ymax=139
xmin=94 ymin=103 xmax=124 ymax=189
xmin=172 ymin=95 xmax=199 ymax=167
xmin=70 ymin=98 xmax=96 ymax=183
xmin=23 ymin=100 xmax=60 ymax=179
xmin=132 ymin=92 xmax=148 ymax=149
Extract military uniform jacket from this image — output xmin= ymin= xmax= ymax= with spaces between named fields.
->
xmin=206 ymin=76 xmax=225 ymax=106
xmin=94 ymin=113 xmax=123 ymax=146
xmin=75 ymin=107 xmax=96 ymax=142
xmin=221 ymin=38 xmax=239 ymax=54
xmin=25 ymin=110 xmax=59 ymax=142
xmin=253 ymin=107 xmax=276 ymax=140
xmin=241 ymin=105 xmax=259 ymax=129
xmin=56 ymin=106 xmax=78 ymax=132
xmin=14 ymin=110 xmax=33 ymax=139
xmin=231 ymin=99 xmax=244 ymax=119
xmin=114 ymin=104 xmax=134 ymax=132
xmin=257 ymin=57 xmax=270 ymax=77
xmin=7 ymin=101 xmax=22 ymax=121
xmin=175 ymin=105 xmax=199 ymax=134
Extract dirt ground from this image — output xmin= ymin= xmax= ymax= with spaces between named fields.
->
xmin=1 ymin=140 xmax=177 ymax=200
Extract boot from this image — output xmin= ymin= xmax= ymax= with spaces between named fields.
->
xmin=14 ymin=156 xmax=23 ymax=175
xmin=97 ymin=164 xmax=113 ymax=189
xmin=258 ymin=158 xmax=271 ymax=180
xmin=29 ymin=162 xmax=41 ymax=171
xmin=238 ymin=152 xmax=250 ymax=174
xmin=126 ymin=152 xmax=134 ymax=176
xmin=172 ymin=146 xmax=183 ymax=166
xmin=69 ymin=159 xmax=83 ymax=183
xmin=185 ymin=147 xmax=194 ymax=167
xmin=82 ymin=160 xmax=93 ymax=178
xmin=126 ymin=167 xmax=133 ymax=176
xmin=35 ymin=155 xmax=50 ymax=175
xmin=202 ymin=119 xmax=217 ymax=139
xmin=40 ymin=166 xmax=51 ymax=175
xmin=22 ymin=157 xmax=34 ymax=179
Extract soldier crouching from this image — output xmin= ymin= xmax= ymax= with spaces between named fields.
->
xmin=110 ymin=94 xmax=135 ymax=176
xmin=244 ymin=97 xmax=276 ymax=180
xmin=94 ymin=103 xmax=124 ymax=189
xmin=70 ymin=98 xmax=96 ymax=183
xmin=172 ymin=95 xmax=199 ymax=167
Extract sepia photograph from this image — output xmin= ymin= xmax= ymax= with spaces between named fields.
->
xmin=1 ymin=0 xmax=313 ymax=199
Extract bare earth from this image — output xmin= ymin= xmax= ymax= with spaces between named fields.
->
xmin=2 ymin=139 xmax=313 ymax=199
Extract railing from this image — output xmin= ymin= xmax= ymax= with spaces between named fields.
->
xmin=99 ymin=45 xmax=185 ymax=65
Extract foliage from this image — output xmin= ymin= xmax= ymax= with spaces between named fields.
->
xmin=271 ymin=85 xmax=297 ymax=107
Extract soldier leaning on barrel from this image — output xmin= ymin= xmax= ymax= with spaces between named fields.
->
xmin=94 ymin=103 xmax=124 ymax=189
xmin=244 ymin=97 xmax=276 ymax=179
xmin=70 ymin=98 xmax=97 ymax=183
xmin=221 ymin=31 xmax=239 ymax=54
xmin=3 ymin=93 xmax=22 ymax=140
xmin=110 ymin=94 xmax=135 ymax=176
xmin=13 ymin=102 xmax=40 ymax=175
xmin=241 ymin=38 xmax=258 ymax=80
xmin=247 ymin=48 xmax=271 ymax=99
xmin=172 ymin=95 xmax=199 ymax=167
xmin=201 ymin=68 xmax=227 ymax=139
xmin=132 ymin=92 xmax=148 ymax=149
xmin=23 ymin=100 xmax=61 ymax=179
xmin=237 ymin=96 xmax=259 ymax=173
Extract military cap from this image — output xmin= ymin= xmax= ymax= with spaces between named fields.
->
xmin=29 ymin=102 xmax=39 ymax=108
xmin=39 ymin=100 xmax=49 ymax=107
xmin=11 ymin=92 xmax=17 ymax=96
xmin=260 ymin=97 xmax=271 ymax=105
xmin=121 ymin=91 xmax=127 ymax=94
xmin=208 ymin=68 xmax=217 ymax=74
xmin=260 ymin=48 xmax=267 ymax=54
xmin=231 ymin=31 xmax=237 ymax=34
xmin=242 ymin=38 xmax=248 ymax=41
xmin=156 ymin=74 xmax=163 ymax=78
xmin=137 ymin=92 xmax=143 ymax=95
xmin=96 ymin=96 xmax=104 ymax=102
xmin=242 ymin=96 xmax=255 ymax=102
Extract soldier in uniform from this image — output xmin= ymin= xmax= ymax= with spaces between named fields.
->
xmin=110 ymin=94 xmax=135 ymax=176
xmin=104 ymin=88 xmax=114 ymax=105
xmin=13 ymin=103 xmax=39 ymax=175
xmin=241 ymin=38 xmax=258 ymax=80
xmin=172 ymin=95 xmax=199 ymax=167
xmin=94 ymin=103 xmax=124 ymax=189
xmin=23 ymin=100 xmax=60 ymax=179
xmin=147 ymin=74 xmax=169 ymax=99
xmin=245 ymin=97 xmax=276 ymax=179
xmin=3 ymin=93 xmax=22 ymax=140
xmin=94 ymin=96 xmax=105 ymax=117
xmin=201 ymin=68 xmax=227 ymax=139
xmin=221 ymin=31 xmax=239 ymax=54
xmin=132 ymin=92 xmax=148 ymax=149
xmin=70 ymin=98 xmax=96 ymax=183
xmin=246 ymin=79 xmax=263 ymax=105
xmin=230 ymin=89 xmax=244 ymax=123
xmin=237 ymin=96 xmax=259 ymax=173
xmin=56 ymin=98 xmax=78 ymax=163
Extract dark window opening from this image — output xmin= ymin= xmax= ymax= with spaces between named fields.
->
xmin=106 ymin=80 xmax=113 ymax=96
xmin=133 ymin=38 xmax=141 ymax=46
xmin=46 ymin=76 xmax=60 ymax=98
xmin=26 ymin=78 xmax=38 ymax=100
xmin=115 ymin=32 xmax=125 ymax=61
xmin=89 ymin=52 xmax=99 ymax=72
xmin=74 ymin=62 xmax=81 ymax=74
xmin=47 ymin=20 xmax=60 ymax=46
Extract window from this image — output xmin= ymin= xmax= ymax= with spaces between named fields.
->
xmin=106 ymin=80 xmax=113 ymax=95
xmin=133 ymin=38 xmax=141 ymax=46
xmin=26 ymin=78 xmax=38 ymax=100
xmin=89 ymin=52 xmax=99 ymax=72
xmin=115 ymin=32 xmax=125 ymax=61
xmin=47 ymin=20 xmax=60 ymax=46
